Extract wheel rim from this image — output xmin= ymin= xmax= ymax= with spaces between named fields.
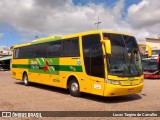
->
xmin=24 ymin=75 xmax=28 ymax=84
xmin=71 ymin=82 xmax=78 ymax=92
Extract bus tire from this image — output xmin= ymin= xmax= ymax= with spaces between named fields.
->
xmin=23 ymin=73 xmax=29 ymax=86
xmin=69 ymin=78 xmax=81 ymax=97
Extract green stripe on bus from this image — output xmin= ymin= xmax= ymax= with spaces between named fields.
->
xmin=59 ymin=66 xmax=82 ymax=72
xmin=31 ymin=37 xmax=61 ymax=44
xmin=12 ymin=64 xmax=29 ymax=69
xmin=12 ymin=64 xmax=83 ymax=72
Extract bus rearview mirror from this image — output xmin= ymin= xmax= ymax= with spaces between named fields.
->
xmin=101 ymin=40 xmax=111 ymax=55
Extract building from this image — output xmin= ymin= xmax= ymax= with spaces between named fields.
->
xmin=0 ymin=47 xmax=12 ymax=56
xmin=0 ymin=46 xmax=13 ymax=70
xmin=145 ymin=37 xmax=160 ymax=59
xmin=146 ymin=37 xmax=160 ymax=49
xmin=0 ymin=56 xmax=12 ymax=70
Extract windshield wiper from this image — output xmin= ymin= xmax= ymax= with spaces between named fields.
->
xmin=123 ymin=51 xmax=141 ymax=76
xmin=129 ymin=58 xmax=141 ymax=76
xmin=120 ymin=63 xmax=128 ymax=76
xmin=122 ymin=51 xmax=131 ymax=74
xmin=133 ymin=62 xmax=140 ymax=76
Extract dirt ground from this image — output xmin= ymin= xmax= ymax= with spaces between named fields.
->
xmin=0 ymin=71 xmax=159 ymax=120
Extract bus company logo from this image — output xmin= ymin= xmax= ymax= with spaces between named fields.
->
xmin=43 ymin=61 xmax=49 ymax=71
xmin=2 ymin=112 xmax=11 ymax=117
xmin=36 ymin=58 xmax=49 ymax=72
xmin=77 ymin=59 xmax=81 ymax=65
xmin=35 ymin=58 xmax=55 ymax=73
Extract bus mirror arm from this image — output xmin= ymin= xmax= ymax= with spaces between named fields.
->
xmin=138 ymin=44 xmax=152 ymax=57
xmin=101 ymin=40 xmax=111 ymax=55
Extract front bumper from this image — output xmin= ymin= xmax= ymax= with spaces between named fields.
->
xmin=103 ymin=83 xmax=144 ymax=97
xmin=144 ymin=71 xmax=160 ymax=79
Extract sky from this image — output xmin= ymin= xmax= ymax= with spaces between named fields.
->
xmin=0 ymin=0 xmax=160 ymax=50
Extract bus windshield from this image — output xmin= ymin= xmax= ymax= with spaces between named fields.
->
xmin=103 ymin=33 xmax=143 ymax=77
xmin=142 ymin=59 xmax=158 ymax=72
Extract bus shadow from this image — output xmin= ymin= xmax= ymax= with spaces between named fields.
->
xmin=15 ymin=82 xmax=69 ymax=95
xmin=15 ymin=82 xmax=142 ymax=103
xmin=81 ymin=93 xmax=142 ymax=103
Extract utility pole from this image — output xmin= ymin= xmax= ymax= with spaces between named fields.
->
xmin=95 ymin=17 xmax=101 ymax=30
xmin=35 ymin=35 xmax=38 ymax=39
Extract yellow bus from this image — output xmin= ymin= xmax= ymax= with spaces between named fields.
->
xmin=12 ymin=30 xmax=151 ymax=97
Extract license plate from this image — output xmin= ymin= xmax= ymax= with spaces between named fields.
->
xmin=128 ymin=88 xmax=134 ymax=92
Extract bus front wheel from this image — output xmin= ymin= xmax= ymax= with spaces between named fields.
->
xmin=23 ymin=73 xmax=29 ymax=86
xmin=69 ymin=78 xmax=81 ymax=97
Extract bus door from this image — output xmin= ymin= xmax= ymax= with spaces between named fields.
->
xmin=87 ymin=44 xmax=105 ymax=95
xmin=82 ymin=34 xmax=105 ymax=95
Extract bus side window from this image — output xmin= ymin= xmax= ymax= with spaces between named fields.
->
xmin=18 ymin=45 xmax=35 ymax=59
xmin=62 ymin=37 xmax=80 ymax=57
xmin=35 ymin=43 xmax=47 ymax=58
xmin=46 ymin=41 xmax=62 ymax=57
xmin=13 ymin=48 xmax=19 ymax=59
xmin=71 ymin=38 xmax=80 ymax=56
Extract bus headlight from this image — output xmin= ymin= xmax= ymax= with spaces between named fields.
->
xmin=140 ymin=79 xmax=144 ymax=83
xmin=105 ymin=79 xmax=121 ymax=85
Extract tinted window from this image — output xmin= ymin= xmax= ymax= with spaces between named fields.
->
xmin=13 ymin=48 xmax=19 ymax=58
xmin=82 ymin=34 xmax=104 ymax=78
xmin=142 ymin=59 xmax=158 ymax=71
xmin=62 ymin=37 xmax=80 ymax=57
xmin=18 ymin=45 xmax=35 ymax=58
xmin=46 ymin=41 xmax=62 ymax=57
xmin=104 ymin=34 xmax=125 ymax=56
xmin=14 ymin=37 xmax=80 ymax=59
xmin=35 ymin=43 xmax=47 ymax=57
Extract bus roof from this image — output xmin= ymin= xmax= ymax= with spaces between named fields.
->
xmin=13 ymin=36 xmax=61 ymax=48
xmin=13 ymin=30 xmax=133 ymax=48
xmin=61 ymin=30 xmax=133 ymax=39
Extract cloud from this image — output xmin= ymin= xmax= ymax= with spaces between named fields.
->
xmin=127 ymin=0 xmax=160 ymax=36
xmin=0 ymin=0 xmax=126 ymax=34
xmin=128 ymin=0 xmax=160 ymax=28
xmin=0 ymin=46 xmax=7 ymax=51
xmin=0 ymin=33 xmax=3 ymax=39
xmin=0 ymin=0 xmax=159 ymax=44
